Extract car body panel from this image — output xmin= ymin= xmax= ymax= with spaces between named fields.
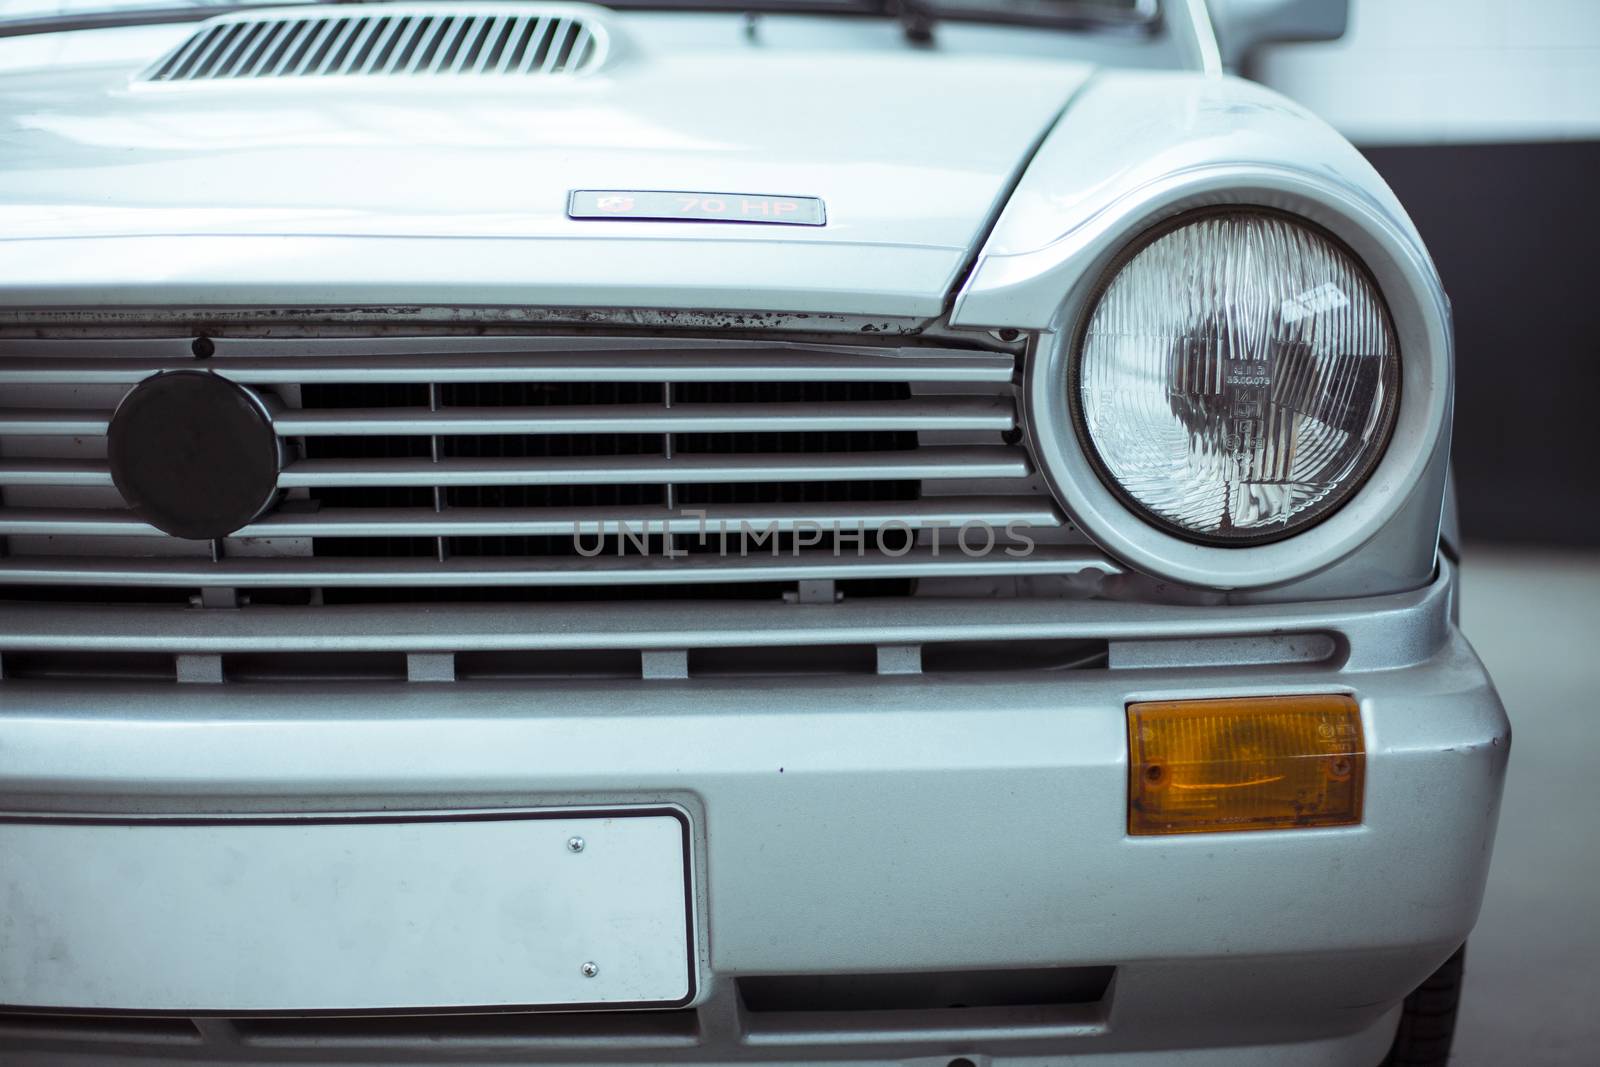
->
xmin=0 ymin=5 xmax=1507 ymax=1063
xmin=951 ymin=70 xmax=1434 ymax=329
xmin=0 ymin=566 xmax=1508 ymax=1058
xmin=0 ymin=10 xmax=1094 ymax=317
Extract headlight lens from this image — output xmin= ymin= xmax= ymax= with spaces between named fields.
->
xmin=1074 ymin=209 xmax=1400 ymax=544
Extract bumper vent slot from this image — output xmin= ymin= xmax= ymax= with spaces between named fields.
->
xmin=738 ymin=967 xmax=1115 ymax=1014
xmin=233 ymin=1010 xmax=700 ymax=1050
xmin=141 ymin=5 xmax=608 ymax=82
xmin=0 ymin=1012 xmax=201 ymax=1046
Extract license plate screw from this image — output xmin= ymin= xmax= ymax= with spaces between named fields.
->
xmin=567 ymin=836 xmax=585 ymax=853
xmin=581 ymin=962 xmax=599 ymax=978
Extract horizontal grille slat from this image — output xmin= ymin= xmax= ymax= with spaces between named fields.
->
xmin=277 ymin=448 xmax=1029 ymax=489
xmin=0 ymin=351 xmax=1013 ymax=386
xmin=0 ymin=459 xmax=112 ymax=487
xmin=140 ymin=8 xmax=608 ymax=82
xmin=0 ymin=498 xmax=1062 ymax=539
xmin=274 ymin=398 xmax=1015 ymax=436
xmin=0 ymin=399 xmax=1013 ymax=438
xmin=0 ymin=409 xmax=108 ymax=435
xmin=0 ymin=547 xmax=1100 ymax=589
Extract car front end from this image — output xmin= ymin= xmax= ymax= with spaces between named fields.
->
xmin=0 ymin=2 xmax=1508 ymax=1064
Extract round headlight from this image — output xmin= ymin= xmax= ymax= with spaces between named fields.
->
xmin=1072 ymin=209 xmax=1400 ymax=544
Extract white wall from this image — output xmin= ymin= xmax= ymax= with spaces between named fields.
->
xmin=1251 ymin=0 xmax=1600 ymax=145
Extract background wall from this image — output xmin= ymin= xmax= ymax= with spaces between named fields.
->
xmin=1253 ymin=9 xmax=1600 ymax=1063
xmin=1252 ymin=0 xmax=1600 ymax=545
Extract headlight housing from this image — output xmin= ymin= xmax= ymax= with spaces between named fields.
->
xmin=1070 ymin=208 xmax=1400 ymax=545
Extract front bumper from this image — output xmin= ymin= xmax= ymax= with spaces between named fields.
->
xmin=0 ymin=564 xmax=1509 ymax=1065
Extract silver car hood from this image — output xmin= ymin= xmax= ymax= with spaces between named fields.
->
xmin=0 ymin=8 xmax=1093 ymax=322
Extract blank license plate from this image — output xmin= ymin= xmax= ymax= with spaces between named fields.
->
xmin=0 ymin=810 xmax=694 ymax=1013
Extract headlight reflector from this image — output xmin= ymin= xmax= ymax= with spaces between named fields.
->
xmin=1074 ymin=209 xmax=1400 ymax=543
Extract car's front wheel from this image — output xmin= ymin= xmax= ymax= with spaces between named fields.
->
xmin=1383 ymin=944 xmax=1466 ymax=1066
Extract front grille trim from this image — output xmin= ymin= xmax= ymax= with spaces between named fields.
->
xmin=0 ymin=547 xmax=1106 ymax=589
xmin=0 ymin=348 xmax=1015 ymax=386
xmin=0 ymin=497 xmax=1061 ymax=540
xmin=0 ymin=449 xmax=1029 ymax=491
xmin=0 ymin=334 xmax=1085 ymax=597
xmin=275 ymin=397 xmax=1017 ymax=436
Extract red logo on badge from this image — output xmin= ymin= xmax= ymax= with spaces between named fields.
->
xmin=596 ymin=195 xmax=634 ymax=212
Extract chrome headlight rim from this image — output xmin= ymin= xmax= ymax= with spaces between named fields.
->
xmin=1064 ymin=204 xmax=1403 ymax=549
xmin=1026 ymin=176 xmax=1452 ymax=590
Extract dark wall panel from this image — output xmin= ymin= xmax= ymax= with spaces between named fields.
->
xmin=1363 ymin=142 xmax=1600 ymax=546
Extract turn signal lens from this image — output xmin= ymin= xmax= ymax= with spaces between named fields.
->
xmin=1128 ymin=695 xmax=1364 ymax=836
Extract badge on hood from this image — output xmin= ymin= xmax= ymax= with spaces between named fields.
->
xmin=569 ymin=190 xmax=825 ymax=226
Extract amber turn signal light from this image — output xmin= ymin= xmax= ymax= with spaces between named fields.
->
xmin=1128 ymin=695 xmax=1364 ymax=836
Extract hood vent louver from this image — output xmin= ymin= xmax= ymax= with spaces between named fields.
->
xmin=142 ymin=5 xmax=609 ymax=82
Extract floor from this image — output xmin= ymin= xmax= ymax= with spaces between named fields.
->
xmin=1452 ymin=546 xmax=1600 ymax=1064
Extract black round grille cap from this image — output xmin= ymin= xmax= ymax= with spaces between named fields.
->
xmin=107 ymin=370 xmax=281 ymax=540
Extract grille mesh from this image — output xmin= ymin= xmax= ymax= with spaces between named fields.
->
xmin=143 ymin=8 xmax=605 ymax=82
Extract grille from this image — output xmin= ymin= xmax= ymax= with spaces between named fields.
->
xmin=141 ymin=6 xmax=607 ymax=83
xmin=0 ymin=336 xmax=1096 ymax=605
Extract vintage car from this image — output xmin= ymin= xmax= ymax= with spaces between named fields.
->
xmin=0 ymin=0 xmax=1508 ymax=1064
